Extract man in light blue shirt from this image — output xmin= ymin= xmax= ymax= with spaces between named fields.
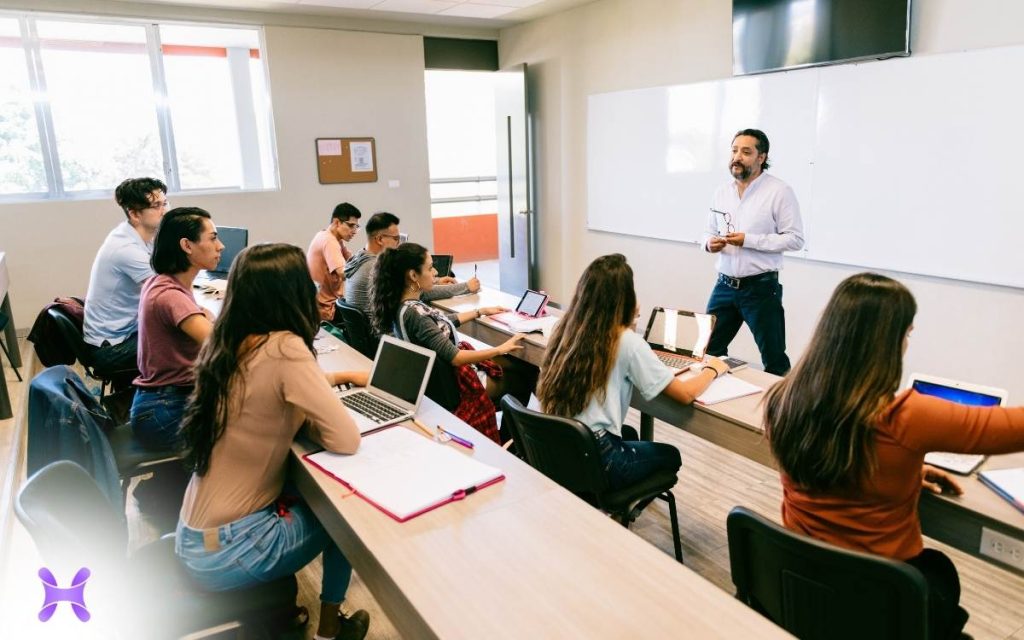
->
xmin=83 ymin=177 xmax=168 ymax=382
xmin=701 ymin=129 xmax=804 ymax=375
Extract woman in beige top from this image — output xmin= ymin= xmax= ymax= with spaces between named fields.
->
xmin=175 ymin=243 xmax=370 ymax=640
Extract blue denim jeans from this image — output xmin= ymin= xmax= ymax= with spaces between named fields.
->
xmin=595 ymin=430 xmax=682 ymax=491
xmin=175 ymin=497 xmax=352 ymax=604
xmin=706 ymin=273 xmax=791 ymax=375
xmin=130 ymin=385 xmax=191 ymax=451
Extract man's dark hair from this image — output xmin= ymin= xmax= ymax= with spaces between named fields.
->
xmin=114 ymin=177 xmax=167 ymax=218
xmin=330 ymin=202 xmax=362 ymax=223
xmin=152 ymin=207 xmax=212 ymax=275
xmin=366 ymin=212 xmax=400 ymax=237
xmin=734 ymin=128 xmax=771 ymax=171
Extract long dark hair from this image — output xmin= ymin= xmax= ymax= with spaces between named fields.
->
xmin=182 ymin=243 xmax=320 ymax=476
xmin=368 ymin=242 xmax=429 ymax=336
xmin=764 ymin=273 xmax=916 ymax=491
xmin=151 ymin=207 xmax=210 ymax=275
xmin=537 ymin=254 xmax=637 ymax=418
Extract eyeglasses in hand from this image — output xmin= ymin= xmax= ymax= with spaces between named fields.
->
xmin=710 ymin=208 xmax=735 ymax=235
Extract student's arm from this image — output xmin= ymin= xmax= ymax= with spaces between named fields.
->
xmin=159 ymin=286 xmax=211 ymax=344
xmin=327 ymin=370 xmax=370 ymax=387
xmin=178 ymin=314 xmax=213 ymax=344
xmin=891 ymin=391 xmax=1024 ymax=455
xmin=661 ymin=358 xmax=730 ymax=405
xmin=451 ymin=335 xmax=523 ymax=366
xmin=402 ymin=305 xmax=523 ymax=365
xmin=278 ymin=335 xmax=360 ymax=454
xmin=625 ymin=331 xmax=728 ymax=405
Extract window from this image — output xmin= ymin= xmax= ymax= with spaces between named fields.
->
xmin=0 ymin=12 xmax=278 ymax=201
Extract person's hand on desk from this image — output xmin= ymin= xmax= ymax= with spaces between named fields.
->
xmin=478 ymin=306 xmax=507 ymax=316
xmin=693 ymin=356 xmax=730 ymax=379
xmin=329 ymin=370 xmax=370 ymax=388
xmin=707 ymin=236 xmax=728 ymax=253
xmin=724 ymin=232 xmax=745 ymax=247
xmin=498 ymin=334 xmax=526 ymax=355
xmin=466 ymin=276 xmax=481 ymax=293
xmin=921 ymin=464 xmax=964 ymax=496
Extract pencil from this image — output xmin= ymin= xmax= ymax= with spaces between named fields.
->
xmin=411 ymin=418 xmax=434 ymax=438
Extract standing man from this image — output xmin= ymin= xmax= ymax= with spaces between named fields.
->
xmin=702 ymin=129 xmax=804 ymax=375
xmin=307 ymin=202 xmax=361 ymax=323
xmin=83 ymin=177 xmax=169 ymax=384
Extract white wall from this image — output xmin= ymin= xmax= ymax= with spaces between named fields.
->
xmin=499 ymin=0 xmax=1024 ymax=400
xmin=1 ymin=20 xmax=438 ymax=332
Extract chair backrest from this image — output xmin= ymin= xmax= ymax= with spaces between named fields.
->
xmin=16 ymin=460 xmax=127 ymax=575
xmin=334 ymin=300 xmax=380 ymax=359
xmin=500 ymin=395 xmax=608 ymax=501
xmin=726 ymin=506 xmax=929 ymax=640
xmin=46 ymin=306 xmax=96 ymax=373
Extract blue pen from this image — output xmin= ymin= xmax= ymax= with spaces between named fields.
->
xmin=437 ymin=425 xmax=475 ymax=449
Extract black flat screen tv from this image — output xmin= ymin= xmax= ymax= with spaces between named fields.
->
xmin=733 ymin=0 xmax=911 ymax=76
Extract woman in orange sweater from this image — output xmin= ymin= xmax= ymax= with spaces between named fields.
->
xmin=764 ymin=272 xmax=1024 ymax=639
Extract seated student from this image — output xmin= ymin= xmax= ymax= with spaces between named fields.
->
xmin=764 ymin=272 xmax=1024 ymax=640
xmin=307 ymin=202 xmax=361 ymax=323
xmin=369 ymin=243 xmax=522 ymax=443
xmin=83 ymin=177 xmax=169 ymax=383
xmin=176 ymin=243 xmax=371 ymax=640
xmin=130 ymin=207 xmax=222 ymax=451
xmin=536 ymin=254 xmax=728 ymax=490
xmin=343 ymin=211 xmax=480 ymax=314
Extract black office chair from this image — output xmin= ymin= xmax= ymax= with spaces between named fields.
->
xmin=726 ymin=506 xmax=929 ymax=640
xmin=45 ymin=307 xmax=130 ymax=408
xmin=500 ymin=395 xmax=683 ymax=563
xmin=334 ymin=300 xmax=380 ymax=359
xmin=16 ymin=461 xmax=301 ymax=639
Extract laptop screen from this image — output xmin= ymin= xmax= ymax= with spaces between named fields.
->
xmin=431 ymin=254 xmax=453 ymax=278
xmin=212 ymin=227 xmax=248 ymax=275
xmin=643 ymin=308 xmax=715 ymax=357
xmin=369 ymin=339 xmax=434 ymax=405
xmin=911 ymin=379 xmax=1004 ymax=407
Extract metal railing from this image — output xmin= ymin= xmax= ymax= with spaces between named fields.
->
xmin=429 ymin=176 xmax=497 ymax=205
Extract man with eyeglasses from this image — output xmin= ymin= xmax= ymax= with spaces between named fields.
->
xmin=307 ymin=202 xmax=361 ymax=322
xmin=701 ymin=129 xmax=804 ymax=375
xmin=343 ymin=211 xmax=480 ymax=315
xmin=83 ymin=177 xmax=169 ymax=385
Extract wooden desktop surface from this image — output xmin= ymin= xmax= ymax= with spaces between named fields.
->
xmin=430 ymin=288 xmax=1024 ymax=573
xmin=294 ymin=330 xmax=790 ymax=639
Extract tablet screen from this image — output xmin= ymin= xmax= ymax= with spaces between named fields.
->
xmin=911 ymin=380 xmax=1002 ymax=407
xmin=516 ymin=290 xmax=547 ymax=317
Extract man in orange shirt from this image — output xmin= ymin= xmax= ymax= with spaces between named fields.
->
xmin=307 ymin=202 xmax=361 ymax=322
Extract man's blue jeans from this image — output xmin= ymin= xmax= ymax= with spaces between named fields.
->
xmin=706 ymin=273 xmax=791 ymax=375
xmin=176 ymin=497 xmax=352 ymax=604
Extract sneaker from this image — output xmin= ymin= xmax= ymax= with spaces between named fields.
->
xmin=335 ymin=609 xmax=370 ymax=640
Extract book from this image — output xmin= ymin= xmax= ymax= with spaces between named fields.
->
xmin=978 ymin=468 xmax=1024 ymax=515
xmin=695 ymin=374 xmax=764 ymax=406
xmin=304 ymin=426 xmax=504 ymax=522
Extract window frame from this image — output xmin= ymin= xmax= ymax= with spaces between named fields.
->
xmin=0 ymin=10 xmax=280 ymax=204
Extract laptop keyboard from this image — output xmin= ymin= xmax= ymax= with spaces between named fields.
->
xmin=656 ymin=353 xmax=698 ymax=370
xmin=340 ymin=391 xmax=406 ymax=424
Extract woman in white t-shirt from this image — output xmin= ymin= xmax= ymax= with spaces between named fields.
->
xmin=537 ymin=254 xmax=729 ymax=489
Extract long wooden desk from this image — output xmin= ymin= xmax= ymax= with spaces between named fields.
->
xmin=293 ymin=331 xmax=789 ymax=639
xmin=432 ymin=289 xmax=1024 ymax=575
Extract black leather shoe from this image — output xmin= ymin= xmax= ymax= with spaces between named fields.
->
xmin=335 ymin=609 xmax=370 ymax=640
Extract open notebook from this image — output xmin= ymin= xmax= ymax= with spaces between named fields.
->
xmin=695 ymin=374 xmax=764 ymax=406
xmin=978 ymin=468 xmax=1024 ymax=515
xmin=304 ymin=427 xmax=504 ymax=522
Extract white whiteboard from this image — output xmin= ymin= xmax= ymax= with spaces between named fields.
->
xmin=587 ymin=45 xmax=1024 ymax=289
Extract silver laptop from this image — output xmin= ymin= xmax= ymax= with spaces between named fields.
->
xmin=910 ymin=373 xmax=1008 ymax=475
xmin=336 ymin=336 xmax=436 ymax=434
xmin=642 ymin=307 xmax=716 ymax=374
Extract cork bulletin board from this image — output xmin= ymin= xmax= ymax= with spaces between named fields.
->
xmin=315 ymin=137 xmax=378 ymax=184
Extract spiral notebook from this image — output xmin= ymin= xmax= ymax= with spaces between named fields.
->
xmin=304 ymin=426 xmax=504 ymax=522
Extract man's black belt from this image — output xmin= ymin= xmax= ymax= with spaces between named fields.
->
xmin=718 ymin=271 xmax=778 ymax=290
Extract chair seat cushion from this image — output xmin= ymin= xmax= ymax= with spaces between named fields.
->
xmin=599 ymin=470 xmax=678 ymax=513
xmin=107 ymin=423 xmax=183 ymax=474
xmin=130 ymin=537 xmax=298 ymax=636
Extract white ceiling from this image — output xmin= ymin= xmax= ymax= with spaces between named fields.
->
xmin=107 ymin=0 xmax=598 ymax=28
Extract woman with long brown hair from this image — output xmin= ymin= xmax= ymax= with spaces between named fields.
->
xmin=176 ymin=243 xmax=370 ymax=640
xmin=537 ymin=253 xmax=728 ymax=489
xmin=369 ymin=242 xmax=522 ymax=443
xmin=765 ymin=272 xmax=1024 ymax=639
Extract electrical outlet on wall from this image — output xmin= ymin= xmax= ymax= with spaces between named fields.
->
xmin=980 ymin=527 xmax=1024 ymax=572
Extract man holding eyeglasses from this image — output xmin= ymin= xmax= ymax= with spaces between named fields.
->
xmin=701 ymin=129 xmax=804 ymax=375
xmin=83 ymin=177 xmax=169 ymax=385
xmin=307 ymin=202 xmax=362 ymax=322
xmin=343 ymin=211 xmax=480 ymax=315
